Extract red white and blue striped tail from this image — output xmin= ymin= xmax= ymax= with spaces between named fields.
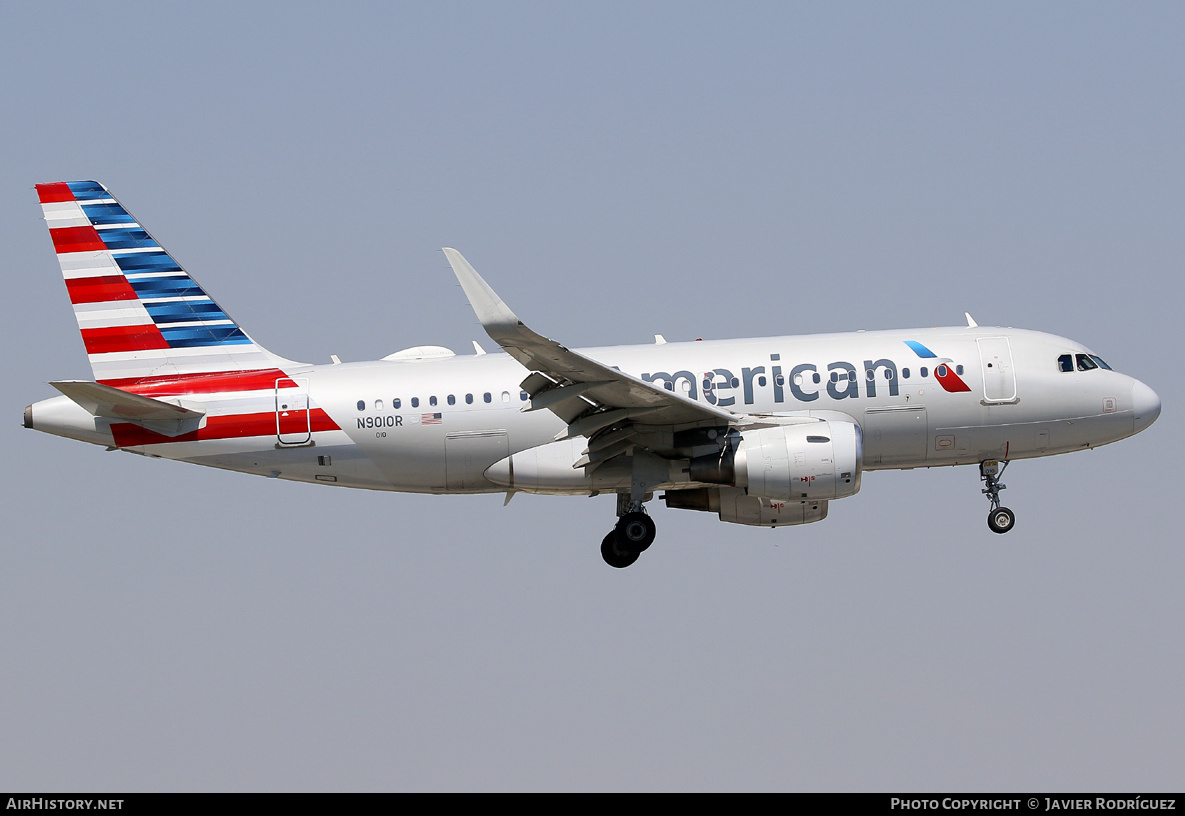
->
xmin=35 ymin=181 xmax=298 ymax=385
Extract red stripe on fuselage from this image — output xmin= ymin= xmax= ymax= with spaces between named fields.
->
xmin=36 ymin=183 xmax=76 ymax=203
xmin=65 ymin=275 xmax=139 ymax=304
xmin=110 ymin=408 xmax=340 ymax=448
xmin=81 ymin=325 xmax=170 ymax=354
xmin=50 ymin=226 xmax=107 ymax=253
xmin=99 ymin=369 xmax=295 ymax=397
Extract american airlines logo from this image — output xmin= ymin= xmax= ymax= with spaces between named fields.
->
xmin=640 ymin=341 xmax=970 ymax=407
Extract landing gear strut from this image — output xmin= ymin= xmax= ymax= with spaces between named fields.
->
xmin=980 ymin=459 xmax=1015 ymax=534
xmin=600 ymin=453 xmax=666 ymax=568
xmin=600 ymin=494 xmax=658 ymax=568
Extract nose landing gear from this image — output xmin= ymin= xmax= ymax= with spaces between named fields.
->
xmin=980 ymin=460 xmax=1015 ymax=534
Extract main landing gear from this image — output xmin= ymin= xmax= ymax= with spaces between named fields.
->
xmin=600 ymin=498 xmax=657 ymax=568
xmin=980 ymin=459 xmax=1016 ymax=534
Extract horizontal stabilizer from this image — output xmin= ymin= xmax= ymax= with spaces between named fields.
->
xmin=51 ymin=380 xmax=205 ymax=437
xmin=52 ymin=380 xmax=204 ymax=420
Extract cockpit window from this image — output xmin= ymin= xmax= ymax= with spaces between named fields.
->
xmin=1076 ymin=353 xmax=1098 ymax=371
xmin=1058 ymin=354 xmax=1073 ymax=373
xmin=1090 ymin=355 xmax=1112 ymax=371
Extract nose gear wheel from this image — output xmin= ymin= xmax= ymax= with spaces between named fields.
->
xmin=980 ymin=460 xmax=1015 ymax=534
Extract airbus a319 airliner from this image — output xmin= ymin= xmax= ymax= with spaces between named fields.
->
xmin=25 ymin=181 xmax=1161 ymax=567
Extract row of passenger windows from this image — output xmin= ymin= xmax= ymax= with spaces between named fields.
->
xmin=356 ymin=362 xmax=971 ymax=411
xmin=739 ymin=364 xmax=962 ymax=389
xmin=1057 ymin=353 xmax=1112 ymax=373
xmin=357 ymin=391 xmax=530 ymax=411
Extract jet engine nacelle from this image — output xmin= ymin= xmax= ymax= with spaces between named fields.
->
xmin=689 ymin=421 xmax=862 ymax=502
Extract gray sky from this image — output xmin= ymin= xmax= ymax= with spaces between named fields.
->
xmin=1 ymin=2 xmax=1181 ymax=791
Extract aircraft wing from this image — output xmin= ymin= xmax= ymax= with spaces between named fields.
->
xmin=443 ymin=248 xmax=736 ymax=441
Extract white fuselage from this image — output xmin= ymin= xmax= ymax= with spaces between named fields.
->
xmin=28 ymin=325 xmax=1159 ymax=496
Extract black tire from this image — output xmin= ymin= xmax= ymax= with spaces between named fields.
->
xmin=988 ymin=506 xmax=1016 ymax=534
xmin=615 ymin=511 xmax=657 ymax=554
xmin=601 ymin=532 xmax=639 ymax=568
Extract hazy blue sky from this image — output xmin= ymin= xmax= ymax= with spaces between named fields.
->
xmin=2 ymin=2 xmax=1181 ymax=791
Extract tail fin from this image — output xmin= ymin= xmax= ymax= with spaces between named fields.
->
xmin=35 ymin=181 xmax=298 ymax=384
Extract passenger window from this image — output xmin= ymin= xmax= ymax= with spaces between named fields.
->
xmin=502 ymin=391 xmax=510 ymax=403
xmin=447 ymin=395 xmax=456 ymax=406
xmin=411 ymin=397 xmax=419 ymax=408
xmin=429 ymin=396 xmax=438 ymax=406
xmin=375 ymin=399 xmax=384 ymax=411
xmin=520 ymin=391 xmax=529 ymax=401
xmin=956 ymin=365 xmax=963 ymax=375
xmin=393 ymin=398 xmax=401 ymax=409
xmin=466 ymin=394 xmax=473 ymax=405
xmin=1058 ymin=354 xmax=1074 ymax=373
xmin=483 ymin=392 xmax=492 ymax=403
xmin=902 ymin=368 xmax=910 ymax=379
xmin=356 ymin=400 xmax=365 ymax=411
xmin=1076 ymin=354 xmax=1098 ymax=371
xmin=920 ymin=367 xmax=928 ymax=378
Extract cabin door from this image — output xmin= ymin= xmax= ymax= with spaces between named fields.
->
xmin=976 ymin=337 xmax=1018 ymax=403
xmin=276 ymin=377 xmax=311 ymax=446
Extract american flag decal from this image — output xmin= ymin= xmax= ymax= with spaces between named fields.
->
xmin=422 ymin=413 xmax=442 ymax=425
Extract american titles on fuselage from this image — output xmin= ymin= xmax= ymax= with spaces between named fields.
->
xmin=638 ymin=346 xmax=972 ymax=407
xmin=352 ymin=344 xmax=1114 ymax=429
xmin=351 ymin=343 xmax=972 ymax=430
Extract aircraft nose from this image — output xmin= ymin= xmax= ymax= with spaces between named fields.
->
xmin=1131 ymin=380 xmax=1161 ymax=434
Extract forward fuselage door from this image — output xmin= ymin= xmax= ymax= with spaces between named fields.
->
xmin=276 ymin=377 xmax=311 ymax=446
xmin=976 ymin=337 xmax=1018 ymax=404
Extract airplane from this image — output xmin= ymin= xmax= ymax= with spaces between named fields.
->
xmin=24 ymin=181 xmax=1162 ymax=568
